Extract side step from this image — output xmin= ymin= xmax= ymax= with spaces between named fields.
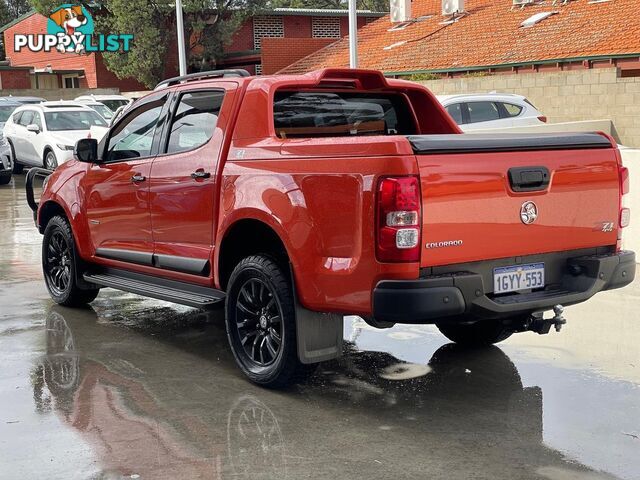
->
xmin=84 ymin=268 xmax=225 ymax=309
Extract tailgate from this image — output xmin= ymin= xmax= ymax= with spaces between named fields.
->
xmin=409 ymin=133 xmax=620 ymax=267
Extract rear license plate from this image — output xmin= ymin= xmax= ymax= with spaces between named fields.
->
xmin=493 ymin=263 xmax=545 ymax=294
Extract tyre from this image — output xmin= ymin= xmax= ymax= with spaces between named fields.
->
xmin=436 ymin=318 xmax=514 ymax=347
xmin=9 ymin=143 xmax=23 ymax=174
xmin=44 ymin=150 xmax=58 ymax=170
xmin=42 ymin=215 xmax=100 ymax=307
xmin=225 ymin=255 xmax=313 ymax=388
xmin=0 ymin=171 xmax=10 ymax=185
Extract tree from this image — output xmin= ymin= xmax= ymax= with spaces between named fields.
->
xmin=1 ymin=0 xmax=32 ymax=60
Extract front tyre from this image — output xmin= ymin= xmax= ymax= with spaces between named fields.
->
xmin=44 ymin=150 xmax=58 ymax=170
xmin=225 ymin=255 xmax=313 ymax=388
xmin=436 ymin=319 xmax=514 ymax=347
xmin=42 ymin=215 xmax=100 ymax=307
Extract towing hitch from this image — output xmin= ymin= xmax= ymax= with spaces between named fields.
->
xmin=522 ymin=305 xmax=567 ymax=335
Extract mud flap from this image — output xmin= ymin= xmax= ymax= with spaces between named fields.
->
xmin=295 ymin=301 xmax=343 ymax=364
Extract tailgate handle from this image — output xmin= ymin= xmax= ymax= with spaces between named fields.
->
xmin=508 ymin=166 xmax=550 ymax=192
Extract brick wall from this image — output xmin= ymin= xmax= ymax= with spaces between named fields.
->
xmin=261 ymin=37 xmax=335 ymax=75
xmin=0 ymin=69 xmax=31 ymax=89
xmin=418 ymin=68 xmax=640 ymax=148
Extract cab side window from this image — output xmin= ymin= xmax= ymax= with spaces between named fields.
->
xmin=105 ymin=97 xmax=166 ymax=162
xmin=165 ymin=91 xmax=224 ymax=154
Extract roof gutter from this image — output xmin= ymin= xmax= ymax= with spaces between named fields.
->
xmin=384 ymin=53 xmax=640 ymax=77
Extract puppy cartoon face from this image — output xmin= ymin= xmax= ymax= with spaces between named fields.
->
xmin=49 ymin=6 xmax=87 ymax=34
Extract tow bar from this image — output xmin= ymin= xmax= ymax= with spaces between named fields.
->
xmin=523 ymin=305 xmax=567 ymax=335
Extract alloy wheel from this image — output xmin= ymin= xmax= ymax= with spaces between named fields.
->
xmin=45 ymin=231 xmax=71 ymax=296
xmin=45 ymin=152 xmax=57 ymax=170
xmin=234 ymin=278 xmax=284 ymax=366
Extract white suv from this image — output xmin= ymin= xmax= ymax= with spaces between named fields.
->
xmin=2 ymin=102 xmax=109 ymax=170
xmin=437 ymin=93 xmax=547 ymax=131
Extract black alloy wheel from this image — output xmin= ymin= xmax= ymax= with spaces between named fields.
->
xmin=44 ymin=230 xmax=72 ymax=296
xmin=235 ymin=278 xmax=284 ymax=366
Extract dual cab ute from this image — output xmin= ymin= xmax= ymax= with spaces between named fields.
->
xmin=28 ymin=68 xmax=635 ymax=387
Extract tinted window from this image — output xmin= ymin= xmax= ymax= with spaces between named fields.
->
xmin=467 ymin=102 xmax=500 ymax=124
xmin=106 ymin=97 xmax=165 ymax=162
xmin=19 ymin=111 xmax=34 ymax=126
xmin=273 ymin=91 xmax=416 ymax=138
xmin=445 ymin=103 xmax=463 ymax=124
xmin=166 ymin=91 xmax=224 ymax=154
xmin=502 ymin=103 xmax=523 ymax=117
xmin=0 ymin=106 xmax=17 ymax=123
xmin=44 ymin=110 xmax=107 ymax=131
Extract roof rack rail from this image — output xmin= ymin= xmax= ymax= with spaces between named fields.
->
xmin=154 ymin=69 xmax=251 ymax=90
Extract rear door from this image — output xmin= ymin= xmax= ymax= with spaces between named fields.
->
xmin=412 ymin=133 xmax=621 ymax=268
xmin=84 ymin=92 xmax=170 ymax=264
xmin=148 ymin=83 xmax=237 ymax=277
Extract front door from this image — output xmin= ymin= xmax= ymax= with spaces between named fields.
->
xmin=148 ymin=86 xmax=234 ymax=277
xmin=83 ymin=92 xmax=169 ymax=266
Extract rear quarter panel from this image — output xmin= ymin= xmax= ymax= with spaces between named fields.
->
xmin=218 ymin=137 xmax=420 ymax=315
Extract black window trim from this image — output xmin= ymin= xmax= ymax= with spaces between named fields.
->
xmin=157 ymin=87 xmax=226 ymax=158
xmin=99 ymin=91 xmax=171 ymax=164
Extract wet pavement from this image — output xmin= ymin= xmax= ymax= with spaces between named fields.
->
xmin=1 ymin=174 xmax=639 ymax=480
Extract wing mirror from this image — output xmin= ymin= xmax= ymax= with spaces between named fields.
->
xmin=74 ymin=138 xmax=98 ymax=163
xmin=26 ymin=124 xmax=40 ymax=133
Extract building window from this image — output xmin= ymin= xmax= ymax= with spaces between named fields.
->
xmin=255 ymin=64 xmax=262 ymax=75
xmin=312 ymin=16 xmax=341 ymax=38
xmin=63 ymin=75 xmax=80 ymax=88
xmin=253 ymin=16 xmax=284 ymax=50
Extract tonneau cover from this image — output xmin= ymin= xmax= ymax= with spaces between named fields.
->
xmin=407 ymin=132 xmax=612 ymax=154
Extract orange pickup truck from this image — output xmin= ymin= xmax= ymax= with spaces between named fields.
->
xmin=28 ymin=68 xmax=635 ymax=387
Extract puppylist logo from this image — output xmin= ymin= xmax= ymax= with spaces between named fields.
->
xmin=14 ymin=4 xmax=133 ymax=54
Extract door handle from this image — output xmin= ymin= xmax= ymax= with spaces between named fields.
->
xmin=508 ymin=166 xmax=550 ymax=192
xmin=131 ymin=174 xmax=146 ymax=183
xmin=191 ymin=170 xmax=211 ymax=179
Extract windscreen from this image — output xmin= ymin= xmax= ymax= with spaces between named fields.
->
xmin=273 ymin=91 xmax=417 ymax=138
xmin=90 ymin=104 xmax=114 ymax=120
xmin=0 ymin=106 xmax=17 ymax=123
xmin=44 ymin=110 xmax=108 ymax=131
xmin=101 ymin=99 xmax=129 ymax=111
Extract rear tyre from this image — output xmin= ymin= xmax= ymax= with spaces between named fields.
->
xmin=0 ymin=171 xmax=11 ymax=185
xmin=44 ymin=150 xmax=58 ymax=170
xmin=436 ymin=319 xmax=514 ymax=347
xmin=42 ymin=215 xmax=100 ymax=307
xmin=225 ymin=255 xmax=314 ymax=388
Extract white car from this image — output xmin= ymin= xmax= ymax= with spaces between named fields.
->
xmin=437 ymin=93 xmax=547 ymax=131
xmin=2 ymin=102 xmax=109 ymax=170
xmin=74 ymin=99 xmax=115 ymax=121
xmin=74 ymin=94 xmax=131 ymax=113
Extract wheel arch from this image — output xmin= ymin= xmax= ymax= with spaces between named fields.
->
xmin=216 ymin=217 xmax=292 ymax=291
xmin=39 ymin=200 xmax=68 ymax=234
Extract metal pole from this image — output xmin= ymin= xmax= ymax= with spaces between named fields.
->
xmin=175 ymin=0 xmax=187 ymax=76
xmin=348 ymin=0 xmax=358 ymax=68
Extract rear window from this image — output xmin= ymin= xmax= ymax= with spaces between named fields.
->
xmin=273 ymin=91 xmax=417 ymax=138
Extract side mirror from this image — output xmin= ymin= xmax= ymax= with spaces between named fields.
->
xmin=74 ymin=138 xmax=98 ymax=163
xmin=26 ymin=124 xmax=40 ymax=133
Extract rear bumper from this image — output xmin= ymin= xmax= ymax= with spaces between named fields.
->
xmin=373 ymin=250 xmax=635 ymax=324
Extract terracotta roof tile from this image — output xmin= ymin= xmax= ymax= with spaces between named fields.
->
xmin=279 ymin=0 xmax=640 ymax=74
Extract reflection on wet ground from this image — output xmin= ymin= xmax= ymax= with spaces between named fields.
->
xmin=1 ymin=176 xmax=639 ymax=480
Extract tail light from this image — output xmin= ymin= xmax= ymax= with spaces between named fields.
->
xmin=537 ymin=116 xmax=548 ymax=123
xmin=376 ymin=176 xmax=421 ymax=262
xmin=617 ymin=163 xmax=630 ymax=251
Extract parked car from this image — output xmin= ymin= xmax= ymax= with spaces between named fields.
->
xmin=28 ymin=68 xmax=634 ymax=388
xmin=74 ymin=94 xmax=131 ymax=112
xmin=0 ymin=96 xmax=46 ymax=105
xmin=437 ymin=93 xmax=547 ymax=131
xmin=3 ymin=102 xmax=108 ymax=171
xmin=74 ymin=99 xmax=115 ymax=121
xmin=0 ymin=99 xmax=23 ymax=183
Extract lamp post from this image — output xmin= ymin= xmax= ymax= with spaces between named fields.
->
xmin=348 ymin=0 xmax=358 ymax=68
xmin=175 ymin=0 xmax=187 ymax=76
